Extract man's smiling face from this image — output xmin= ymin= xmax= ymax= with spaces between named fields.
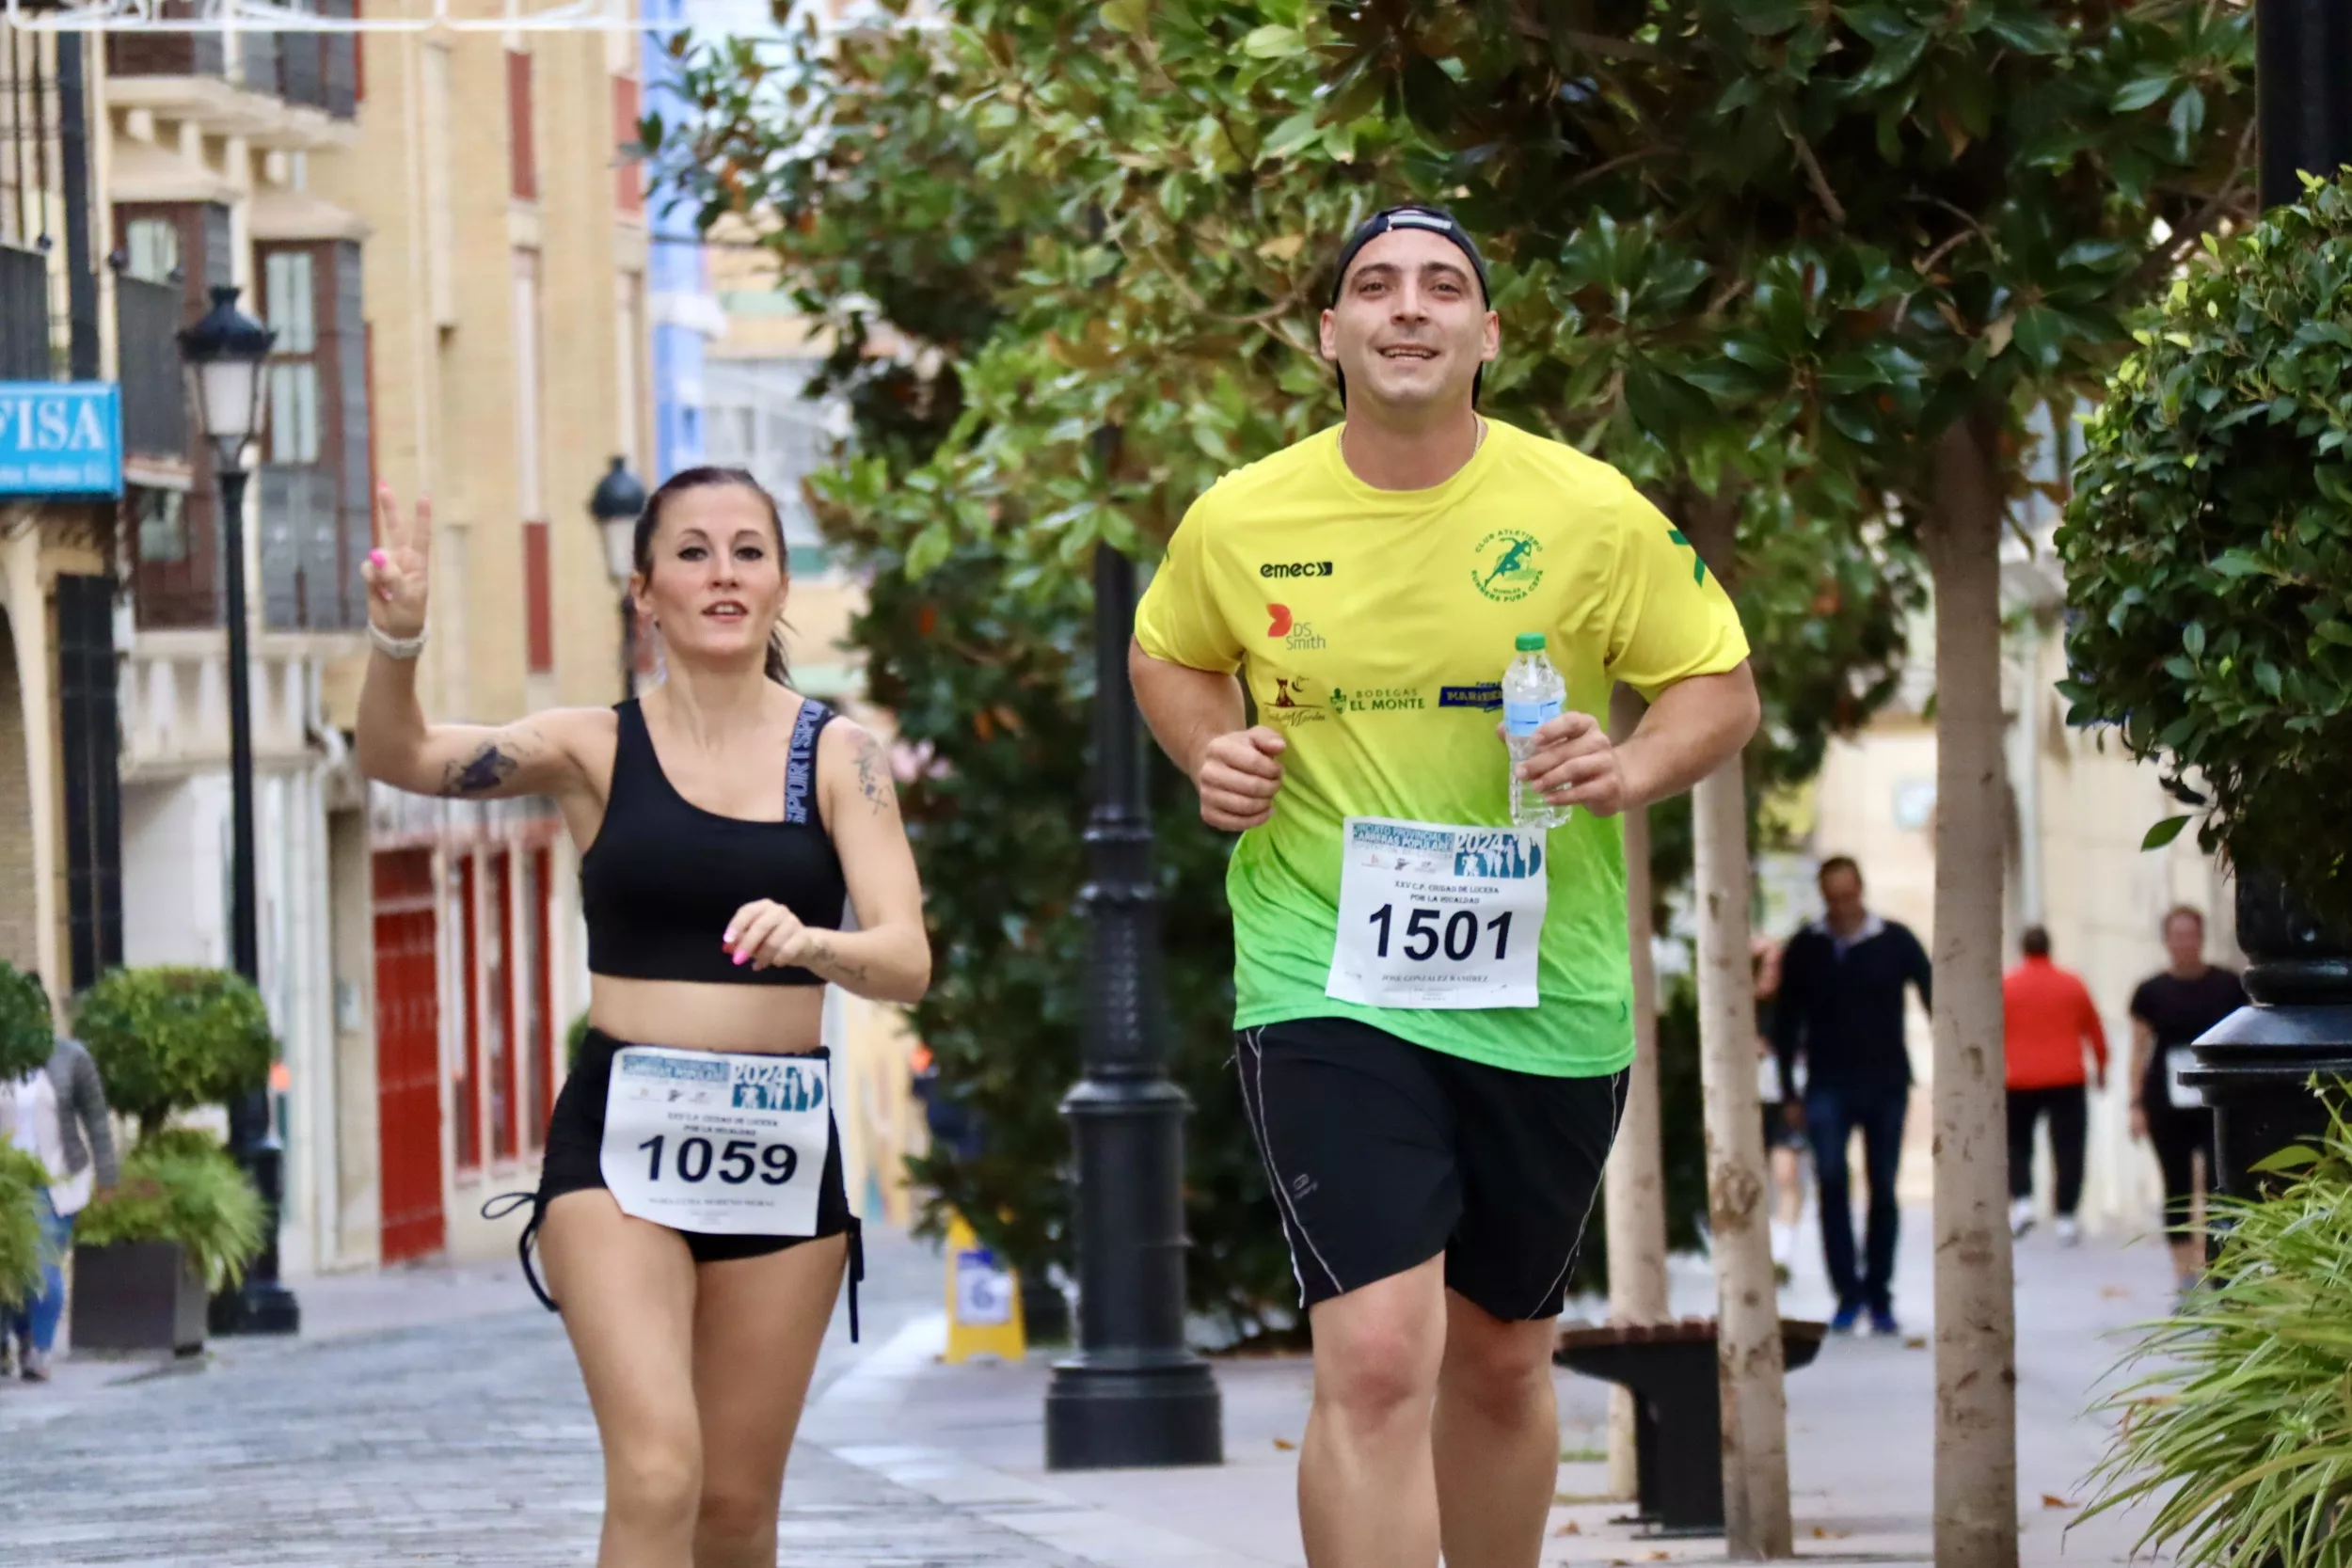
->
xmin=1320 ymin=228 xmax=1499 ymax=420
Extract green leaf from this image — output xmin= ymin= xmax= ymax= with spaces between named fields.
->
xmin=1240 ymin=24 xmax=1302 ymax=58
xmin=2249 ymin=1146 xmax=2321 ymax=1175
xmin=1098 ymin=0 xmax=1146 ymax=34
xmin=2169 ymin=86 xmax=2207 ymax=148
xmin=2141 ymin=816 xmax=2194 ymax=851
xmin=2111 ymin=76 xmax=2172 ymax=114
xmin=2184 ymin=622 xmax=2206 ymax=659
xmin=1984 ymin=11 xmax=2068 ymax=54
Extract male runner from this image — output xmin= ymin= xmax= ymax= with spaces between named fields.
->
xmin=1130 ymin=206 xmax=1760 ymax=1568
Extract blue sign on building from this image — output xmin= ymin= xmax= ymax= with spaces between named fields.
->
xmin=0 ymin=382 xmax=122 ymax=497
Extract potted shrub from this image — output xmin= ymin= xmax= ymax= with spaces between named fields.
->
xmin=0 ymin=1146 xmax=47 ymax=1314
xmin=67 ymin=966 xmax=273 ymax=1355
xmin=2078 ymin=1098 xmax=2352 ymax=1565
xmin=0 ymin=962 xmax=55 ymax=1318
xmin=2058 ymin=174 xmax=2352 ymax=935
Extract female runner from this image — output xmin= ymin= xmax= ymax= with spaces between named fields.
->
xmin=354 ymin=467 xmax=930 ymax=1568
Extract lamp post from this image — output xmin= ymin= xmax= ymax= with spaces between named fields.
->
xmin=590 ymin=455 xmax=647 ymax=697
xmin=2184 ymin=0 xmax=2352 ymax=1220
xmin=1042 ymin=423 xmax=1222 ymax=1471
xmin=179 ymin=284 xmax=298 ymax=1336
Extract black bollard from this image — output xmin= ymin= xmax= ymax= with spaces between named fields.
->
xmin=2184 ymin=875 xmax=2352 ymax=1211
xmin=1042 ymin=502 xmax=1222 ymax=1471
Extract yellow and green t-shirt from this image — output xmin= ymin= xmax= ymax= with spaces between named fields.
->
xmin=1134 ymin=420 xmax=1750 ymax=1078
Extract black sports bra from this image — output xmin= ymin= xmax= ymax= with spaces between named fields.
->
xmin=580 ymin=698 xmax=849 ymax=987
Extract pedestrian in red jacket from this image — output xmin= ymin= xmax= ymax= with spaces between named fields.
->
xmin=2002 ymin=927 xmax=2108 ymax=1244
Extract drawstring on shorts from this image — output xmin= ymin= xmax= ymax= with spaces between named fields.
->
xmin=481 ymin=1192 xmax=560 ymax=1312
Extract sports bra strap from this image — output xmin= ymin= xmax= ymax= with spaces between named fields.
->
xmin=784 ymin=700 xmax=834 ymax=826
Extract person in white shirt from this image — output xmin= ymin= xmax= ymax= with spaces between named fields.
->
xmin=5 ymin=1037 xmax=117 ymax=1382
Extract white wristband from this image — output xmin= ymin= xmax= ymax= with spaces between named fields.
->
xmin=368 ymin=621 xmax=427 ymax=660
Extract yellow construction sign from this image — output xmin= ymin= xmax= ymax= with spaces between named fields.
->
xmin=942 ymin=1212 xmax=1027 ymax=1365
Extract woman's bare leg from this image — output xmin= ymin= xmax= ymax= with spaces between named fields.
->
xmin=689 ymin=1235 xmax=849 ymax=1568
xmin=541 ymin=1190 xmax=704 ymax=1568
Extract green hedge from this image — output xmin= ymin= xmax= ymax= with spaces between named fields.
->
xmin=74 ymin=1130 xmax=265 ymax=1291
xmin=74 ymin=967 xmax=274 ymax=1139
xmin=0 ymin=960 xmax=54 ymax=1082
xmin=0 ymin=1146 xmax=47 ymax=1308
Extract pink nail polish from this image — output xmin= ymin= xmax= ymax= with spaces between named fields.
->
xmin=732 ymin=951 xmax=747 ymax=966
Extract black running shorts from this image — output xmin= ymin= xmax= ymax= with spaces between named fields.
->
xmin=1235 ymin=1017 xmax=1627 ymax=1323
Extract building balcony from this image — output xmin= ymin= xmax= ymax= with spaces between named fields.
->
xmin=119 ymin=627 xmax=333 ymax=782
xmin=106 ymin=3 xmax=358 ymax=152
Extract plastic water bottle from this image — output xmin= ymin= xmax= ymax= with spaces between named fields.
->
xmin=1504 ymin=632 xmax=1570 ymax=830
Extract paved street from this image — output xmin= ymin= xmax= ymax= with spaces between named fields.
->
xmin=0 ymin=1211 xmax=2182 ymax=1567
xmin=0 ymin=1233 xmax=1101 ymax=1568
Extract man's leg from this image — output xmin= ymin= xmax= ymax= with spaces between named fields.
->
xmin=2005 ymin=1087 xmax=2037 ymax=1203
xmin=2051 ymin=1086 xmax=2089 ymax=1220
xmin=1432 ymin=1292 xmax=1562 ymax=1568
xmin=1860 ymin=1088 xmax=1910 ymax=1319
xmin=1301 ymin=1257 xmax=1450 ymax=1568
xmin=1805 ymin=1087 xmax=1862 ymax=1311
xmin=1235 ymin=1022 xmax=1466 ymax=1568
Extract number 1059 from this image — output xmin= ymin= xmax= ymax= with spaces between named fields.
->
xmin=1367 ymin=904 xmax=1513 ymax=963
xmin=637 ymin=1134 xmax=799 ymax=1186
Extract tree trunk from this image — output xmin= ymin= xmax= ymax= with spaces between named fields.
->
xmin=1683 ymin=494 xmax=1792 ymax=1560
xmin=1924 ymin=413 xmax=2018 ymax=1568
xmin=1604 ymin=684 xmax=1669 ymax=1502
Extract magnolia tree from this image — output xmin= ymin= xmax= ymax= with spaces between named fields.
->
xmin=1317 ymin=0 xmax=2256 ymax=1559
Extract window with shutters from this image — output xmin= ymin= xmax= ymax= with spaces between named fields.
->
xmin=508 ymin=51 xmax=537 ymax=201
xmin=524 ymin=521 xmax=552 ymax=673
xmin=256 ymin=240 xmax=373 ymax=632
xmin=57 ymin=577 xmax=124 ymax=992
xmin=612 ymin=75 xmax=643 ymax=217
xmin=119 ymin=200 xmax=235 ymax=629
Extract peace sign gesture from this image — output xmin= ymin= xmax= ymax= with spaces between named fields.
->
xmin=362 ymin=483 xmax=431 ymax=640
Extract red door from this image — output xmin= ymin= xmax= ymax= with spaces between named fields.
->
xmin=373 ymin=849 xmax=445 ymax=1262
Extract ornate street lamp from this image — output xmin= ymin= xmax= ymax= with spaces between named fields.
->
xmin=590 ymin=455 xmax=647 ymax=696
xmin=179 ymin=285 xmax=297 ymax=1336
xmin=1041 ymin=422 xmax=1223 ymax=1470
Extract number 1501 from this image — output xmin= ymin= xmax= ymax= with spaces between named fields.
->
xmin=1368 ymin=905 xmax=1512 ymax=963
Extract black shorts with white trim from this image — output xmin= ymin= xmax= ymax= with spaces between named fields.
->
xmin=1234 ymin=1016 xmax=1626 ymax=1322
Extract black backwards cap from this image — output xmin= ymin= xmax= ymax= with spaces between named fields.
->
xmin=1327 ymin=205 xmax=1492 ymax=406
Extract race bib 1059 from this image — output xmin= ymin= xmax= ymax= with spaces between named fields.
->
xmin=599 ymin=1046 xmax=832 ymax=1237
xmin=1325 ymin=816 xmax=1549 ymax=1010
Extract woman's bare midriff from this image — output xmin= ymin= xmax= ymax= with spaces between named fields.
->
xmin=588 ymin=975 xmax=828 ymax=1055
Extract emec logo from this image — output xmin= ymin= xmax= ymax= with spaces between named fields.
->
xmin=1472 ymin=530 xmax=1545 ymax=602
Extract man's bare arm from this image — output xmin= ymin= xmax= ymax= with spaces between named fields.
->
xmin=1615 ymin=663 xmax=1761 ymax=809
xmin=1130 ymin=641 xmax=1284 ymax=832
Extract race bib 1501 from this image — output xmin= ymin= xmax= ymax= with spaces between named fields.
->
xmin=1325 ymin=816 xmax=1549 ymax=1010
xmin=600 ymin=1046 xmax=832 ymax=1237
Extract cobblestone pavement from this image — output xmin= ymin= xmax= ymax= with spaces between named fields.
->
xmin=0 ymin=1239 xmax=1097 ymax=1568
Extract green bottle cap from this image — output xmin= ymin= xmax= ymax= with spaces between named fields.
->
xmin=1515 ymin=632 xmax=1546 ymax=652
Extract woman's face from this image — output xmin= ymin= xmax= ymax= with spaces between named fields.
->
xmin=633 ymin=484 xmax=787 ymax=672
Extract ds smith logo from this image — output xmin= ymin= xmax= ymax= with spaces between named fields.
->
xmin=1260 ymin=561 xmax=1334 ymax=578
xmin=1265 ymin=604 xmax=1327 ymax=651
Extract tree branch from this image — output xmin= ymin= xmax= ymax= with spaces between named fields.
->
xmin=1784 ymin=118 xmax=1847 ymax=227
xmin=2126 ymin=117 xmax=2258 ymax=295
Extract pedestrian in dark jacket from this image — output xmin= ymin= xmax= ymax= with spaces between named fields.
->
xmin=1772 ymin=857 xmax=1931 ymax=1337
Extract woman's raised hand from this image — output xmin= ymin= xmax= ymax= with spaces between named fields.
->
xmin=361 ymin=483 xmax=432 ymax=640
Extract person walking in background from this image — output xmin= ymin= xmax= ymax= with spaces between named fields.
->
xmin=2002 ymin=927 xmax=2106 ymax=1245
xmin=2129 ymin=907 xmax=2244 ymax=1304
xmin=4 ymin=1035 xmax=117 ymax=1381
xmin=1772 ymin=856 xmax=1932 ymax=1337
xmin=1752 ymin=935 xmax=1805 ymax=1276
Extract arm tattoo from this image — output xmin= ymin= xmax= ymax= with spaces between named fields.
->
xmin=851 ymin=733 xmax=896 ymax=816
xmin=803 ymin=936 xmax=873 ymax=987
xmin=440 ymin=742 xmax=520 ymax=797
